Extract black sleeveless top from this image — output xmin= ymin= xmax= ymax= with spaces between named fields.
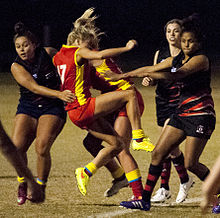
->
xmin=172 ymin=50 xmax=215 ymax=117
xmin=155 ymin=45 xmax=182 ymax=109
xmin=14 ymin=47 xmax=62 ymax=106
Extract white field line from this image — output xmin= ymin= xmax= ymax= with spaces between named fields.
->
xmin=87 ymin=197 xmax=202 ymax=218
xmin=152 ymin=197 xmax=202 ymax=207
xmin=87 ymin=208 xmax=136 ymax=218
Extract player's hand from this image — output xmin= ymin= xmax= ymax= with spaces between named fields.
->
xmin=126 ymin=40 xmax=138 ymax=50
xmin=100 ymin=70 xmax=123 ymax=81
xmin=142 ymin=76 xmax=156 ymax=86
xmin=59 ymin=90 xmax=75 ymax=103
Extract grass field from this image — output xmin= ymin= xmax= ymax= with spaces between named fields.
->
xmin=0 ymin=67 xmax=220 ymax=217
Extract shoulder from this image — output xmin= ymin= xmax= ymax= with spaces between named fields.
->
xmin=190 ymin=54 xmax=209 ymax=67
xmin=156 ymin=45 xmax=171 ymax=63
xmin=11 ymin=62 xmax=27 ymax=76
xmin=154 ymin=50 xmax=160 ymax=58
xmin=44 ymin=47 xmax=58 ymax=58
xmin=11 ymin=62 xmax=21 ymax=71
xmin=153 ymin=50 xmax=159 ymax=65
xmin=77 ymin=47 xmax=90 ymax=55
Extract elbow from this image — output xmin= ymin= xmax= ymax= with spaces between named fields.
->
xmin=97 ymin=53 xmax=104 ymax=60
xmin=31 ymin=87 xmax=40 ymax=95
xmin=30 ymin=84 xmax=42 ymax=95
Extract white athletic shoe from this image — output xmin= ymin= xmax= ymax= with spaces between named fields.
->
xmin=176 ymin=176 xmax=194 ymax=203
xmin=151 ymin=187 xmax=171 ymax=203
xmin=104 ymin=177 xmax=129 ymax=197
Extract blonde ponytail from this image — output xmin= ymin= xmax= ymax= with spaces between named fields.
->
xmin=67 ymin=7 xmax=104 ymax=48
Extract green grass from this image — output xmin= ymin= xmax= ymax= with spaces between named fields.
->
xmin=0 ymin=71 xmax=219 ymax=217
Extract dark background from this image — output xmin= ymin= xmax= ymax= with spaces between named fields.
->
xmin=1 ymin=0 xmax=220 ymax=71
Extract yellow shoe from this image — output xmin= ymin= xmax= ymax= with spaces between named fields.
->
xmin=132 ymin=137 xmax=155 ymax=152
xmin=75 ymin=167 xmax=89 ymax=196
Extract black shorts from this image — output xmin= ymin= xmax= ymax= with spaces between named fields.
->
xmin=156 ymin=103 xmax=177 ymax=127
xmin=168 ymin=114 xmax=216 ymax=139
xmin=156 ymin=107 xmax=175 ymax=127
xmin=16 ymin=100 xmax=67 ymax=120
xmin=156 ymin=96 xmax=178 ymax=127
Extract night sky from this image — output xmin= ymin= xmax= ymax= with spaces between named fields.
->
xmin=1 ymin=0 xmax=220 ymax=71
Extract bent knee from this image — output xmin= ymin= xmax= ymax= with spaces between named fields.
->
xmin=127 ymin=89 xmax=136 ymax=98
xmin=35 ymin=146 xmax=50 ymax=157
xmin=35 ymin=139 xmax=53 ymax=157
xmin=151 ymin=148 xmax=165 ymax=164
xmin=111 ymin=137 xmax=124 ymax=155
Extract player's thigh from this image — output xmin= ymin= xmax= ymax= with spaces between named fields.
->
xmin=94 ymin=90 xmax=132 ymax=117
xmin=12 ymin=114 xmax=37 ymax=150
xmin=153 ymin=125 xmax=185 ymax=160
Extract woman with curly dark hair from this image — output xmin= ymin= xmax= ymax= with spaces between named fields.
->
xmin=106 ymin=15 xmax=215 ymax=211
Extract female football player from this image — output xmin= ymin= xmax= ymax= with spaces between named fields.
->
xmin=105 ymin=16 xmax=215 ymax=211
xmin=53 ymin=8 xmax=154 ymax=196
xmin=11 ymin=22 xmax=75 ymax=205
xmin=142 ymin=19 xmax=193 ymax=204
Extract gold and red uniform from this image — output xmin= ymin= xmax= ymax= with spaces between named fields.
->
xmin=53 ymin=46 xmax=144 ymax=129
xmin=53 ymin=45 xmax=96 ymax=129
xmin=91 ymin=58 xmax=144 ymax=116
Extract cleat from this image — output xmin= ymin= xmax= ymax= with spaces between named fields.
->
xmin=132 ymin=137 xmax=155 ymax=152
xmin=151 ymin=187 xmax=171 ymax=203
xmin=212 ymin=195 xmax=220 ymax=214
xmin=27 ymin=184 xmax=45 ymax=203
xmin=75 ymin=167 xmax=89 ymax=196
xmin=120 ymin=199 xmax=151 ymax=211
xmin=104 ymin=177 xmax=129 ymax=197
xmin=212 ymin=205 xmax=220 ymax=214
xmin=176 ymin=176 xmax=194 ymax=203
xmin=17 ymin=182 xmax=27 ymax=205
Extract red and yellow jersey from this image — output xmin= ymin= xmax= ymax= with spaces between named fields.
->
xmin=91 ymin=58 xmax=133 ymax=92
xmin=53 ymin=45 xmax=92 ymax=110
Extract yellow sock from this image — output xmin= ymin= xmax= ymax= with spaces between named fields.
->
xmin=85 ymin=162 xmax=97 ymax=176
xmin=125 ymin=169 xmax=141 ymax=183
xmin=112 ymin=167 xmax=124 ymax=179
xmin=132 ymin=129 xmax=145 ymax=140
xmin=17 ymin=176 xmax=25 ymax=183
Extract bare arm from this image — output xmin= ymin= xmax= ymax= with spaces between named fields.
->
xmin=147 ymin=54 xmax=209 ymax=80
xmin=44 ymin=47 xmax=58 ymax=58
xmin=11 ymin=63 xmax=75 ymax=103
xmin=173 ymin=55 xmax=209 ymax=79
xmin=77 ymin=40 xmax=137 ymax=60
xmin=153 ymin=50 xmax=160 ymax=65
xmin=103 ymin=57 xmax=173 ymax=81
xmin=140 ymin=54 xmax=209 ymax=82
xmin=142 ymin=50 xmax=160 ymax=86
